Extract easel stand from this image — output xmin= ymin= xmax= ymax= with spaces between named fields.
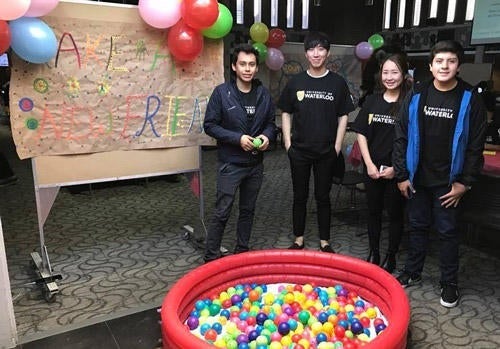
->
xmin=30 ymin=146 xmax=204 ymax=302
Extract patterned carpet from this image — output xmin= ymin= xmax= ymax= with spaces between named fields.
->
xmin=1 ymin=124 xmax=499 ymax=348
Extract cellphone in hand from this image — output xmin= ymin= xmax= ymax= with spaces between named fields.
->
xmin=379 ymin=165 xmax=388 ymax=172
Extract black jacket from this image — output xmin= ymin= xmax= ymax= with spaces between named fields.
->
xmin=204 ymin=80 xmax=276 ymax=166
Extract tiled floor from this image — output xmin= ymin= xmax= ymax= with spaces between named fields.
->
xmin=2 ymin=122 xmax=500 ymax=349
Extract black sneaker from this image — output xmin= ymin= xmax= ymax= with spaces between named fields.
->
xmin=288 ymin=242 xmax=304 ymax=250
xmin=396 ymin=271 xmax=422 ymax=288
xmin=440 ymin=282 xmax=459 ymax=308
xmin=320 ymin=245 xmax=335 ymax=253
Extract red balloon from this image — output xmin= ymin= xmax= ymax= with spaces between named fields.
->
xmin=266 ymin=28 xmax=286 ymax=48
xmin=181 ymin=0 xmax=219 ymax=30
xmin=167 ymin=19 xmax=204 ymax=62
xmin=0 ymin=20 xmax=11 ymax=54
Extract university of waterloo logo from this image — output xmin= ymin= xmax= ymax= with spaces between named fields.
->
xmin=296 ymin=90 xmax=305 ymax=101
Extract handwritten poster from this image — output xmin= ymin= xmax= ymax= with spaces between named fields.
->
xmin=9 ymin=1 xmax=222 ymax=159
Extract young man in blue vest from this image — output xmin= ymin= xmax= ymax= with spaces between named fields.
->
xmin=393 ymin=40 xmax=486 ymax=308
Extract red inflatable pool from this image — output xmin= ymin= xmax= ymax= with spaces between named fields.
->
xmin=161 ymin=250 xmax=410 ymax=348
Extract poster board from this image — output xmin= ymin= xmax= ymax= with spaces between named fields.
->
xmin=9 ymin=0 xmax=222 ymax=160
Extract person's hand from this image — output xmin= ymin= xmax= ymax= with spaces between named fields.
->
xmin=366 ymin=163 xmax=380 ymax=179
xmin=397 ymin=180 xmax=414 ymax=199
xmin=284 ymin=140 xmax=291 ymax=151
xmin=256 ymin=134 xmax=270 ymax=151
xmin=335 ymin=144 xmax=341 ymax=155
xmin=240 ymin=135 xmax=254 ymax=152
xmin=379 ymin=166 xmax=395 ymax=179
xmin=439 ymin=182 xmax=468 ymax=208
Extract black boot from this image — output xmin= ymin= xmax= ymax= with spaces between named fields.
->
xmin=366 ymin=249 xmax=380 ymax=265
xmin=381 ymin=253 xmax=396 ymax=273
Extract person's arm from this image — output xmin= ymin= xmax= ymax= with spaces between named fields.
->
xmin=357 ymin=134 xmax=379 ymax=179
xmin=440 ymin=92 xmax=487 ymax=207
xmin=335 ymin=114 xmax=348 ymax=155
xmin=393 ymin=93 xmax=413 ymax=198
xmin=281 ymin=112 xmax=292 ymax=150
xmin=203 ymin=87 xmax=244 ymax=145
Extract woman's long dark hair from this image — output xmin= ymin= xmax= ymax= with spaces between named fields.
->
xmin=378 ymin=53 xmax=412 ymax=117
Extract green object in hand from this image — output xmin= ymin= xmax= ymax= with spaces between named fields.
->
xmin=253 ymin=138 xmax=263 ymax=148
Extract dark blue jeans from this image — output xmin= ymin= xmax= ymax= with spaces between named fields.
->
xmin=204 ymin=162 xmax=264 ymax=261
xmin=288 ymin=148 xmax=336 ymax=241
xmin=405 ymin=185 xmax=460 ymax=284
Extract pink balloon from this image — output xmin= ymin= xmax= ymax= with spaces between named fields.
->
xmin=167 ymin=19 xmax=204 ymax=62
xmin=355 ymin=41 xmax=373 ymax=60
xmin=139 ymin=0 xmax=182 ymax=29
xmin=265 ymin=47 xmax=284 ymax=71
xmin=24 ymin=0 xmax=59 ymax=17
xmin=0 ymin=0 xmax=31 ymax=21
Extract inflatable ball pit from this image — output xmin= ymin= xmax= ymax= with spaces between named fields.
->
xmin=161 ymin=250 xmax=410 ymax=348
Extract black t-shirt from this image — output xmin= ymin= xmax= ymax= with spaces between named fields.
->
xmin=351 ymin=93 xmax=397 ymax=167
xmin=485 ymin=120 xmax=500 ymax=145
xmin=240 ymin=87 xmax=257 ymax=119
xmin=278 ymin=71 xmax=355 ymax=156
xmin=416 ymin=84 xmax=460 ymax=186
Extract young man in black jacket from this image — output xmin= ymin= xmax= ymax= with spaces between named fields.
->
xmin=203 ymin=44 xmax=276 ymax=263
xmin=393 ymin=40 xmax=486 ymax=308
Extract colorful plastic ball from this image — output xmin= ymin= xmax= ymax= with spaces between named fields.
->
xmin=316 ymin=332 xmax=328 ymax=343
xmin=211 ymin=322 xmax=223 ymax=334
xmin=373 ymin=318 xmax=385 ymax=327
xmin=248 ymin=330 xmax=259 ymax=341
xmin=204 ymin=328 xmax=218 ymax=341
xmin=238 ymin=343 xmax=250 ymax=349
xmin=256 ymin=312 xmax=268 ymax=325
xmin=186 ymin=316 xmax=199 ymax=330
xmin=200 ymin=323 xmax=211 ymax=335
xmin=334 ymin=325 xmax=346 ymax=338
xmin=298 ymin=310 xmax=311 ymax=325
xmin=350 ymin=321 xmax=364 ymax=335
xmin=209 ymin=303 xmax=221 ymax=316
xmin=375 ymin=323 xmax=387 ymax=334
xmin=277 ymin=322 xmax=290 ymax=335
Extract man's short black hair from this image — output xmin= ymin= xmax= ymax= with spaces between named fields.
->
xmin=429 ymin=40 xmax=464 ymax=66
xmin=304 ymin=32 xmax=330 ymax=52
xmin=232 ymin=44 xmax=260 ymax=66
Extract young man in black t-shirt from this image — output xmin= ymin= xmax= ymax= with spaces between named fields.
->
xmin=393 ymin=41 xmax=486 ymax=308
xmin=278 ymin=32 xmax=355 ymax=253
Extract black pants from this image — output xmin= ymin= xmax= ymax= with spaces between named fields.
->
xmin=0 ymin=152 xmax=14 ymax=179
xmin=288 ymin=148 xmax=337 ymax=241
xmin=365 ymin=177 xmax=404 ymax=253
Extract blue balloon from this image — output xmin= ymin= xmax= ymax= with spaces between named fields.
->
xmin=9 ymin=17 xmax=57 ymax=64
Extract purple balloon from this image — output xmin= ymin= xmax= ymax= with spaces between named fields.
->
xmin=355 ymin=41 xmax=373 ymax=60
xmin=265 ymin=47 xmax=285 ymax=71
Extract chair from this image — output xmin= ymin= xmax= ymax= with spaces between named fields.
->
xmin=332 ymin=170 xmax=366 ymax=210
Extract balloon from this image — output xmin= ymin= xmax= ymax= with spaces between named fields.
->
xmin=167 ymin=19 xmax=204 ymax=61
xmin=252 ymin=42 xmax=268 ymax=64
xmin=201 ymin=3 xmax=233 ymax=39
xmin=249 ymin=22 xmax=269 ymax=43
xmin=354 ymin=41 xmax=373 ymax=60
xmin=181 ymin=0 xmax=219 ymax=30
xmin=9 ymin=17 xmax=57 ymax=64
xmin=138 ymin=0 xmax=182 ymax=29
xmin=0 ymin=0 xmax=31 ymax=20
xmin=0 ymin=21 xmax=11 ymax=54
xmin=265 ymin=48 xmax=284 ymax=71
xmin=266 ymin=28 xmax=286 ymax=48
xmin=368 ymin=34 xmax=384 ymax=50
xmin=24 ymin=0 xmax=59 ymax=17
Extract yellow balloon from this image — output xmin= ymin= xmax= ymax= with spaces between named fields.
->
xmin=250 ymin=22 xmax=269 ymax=43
